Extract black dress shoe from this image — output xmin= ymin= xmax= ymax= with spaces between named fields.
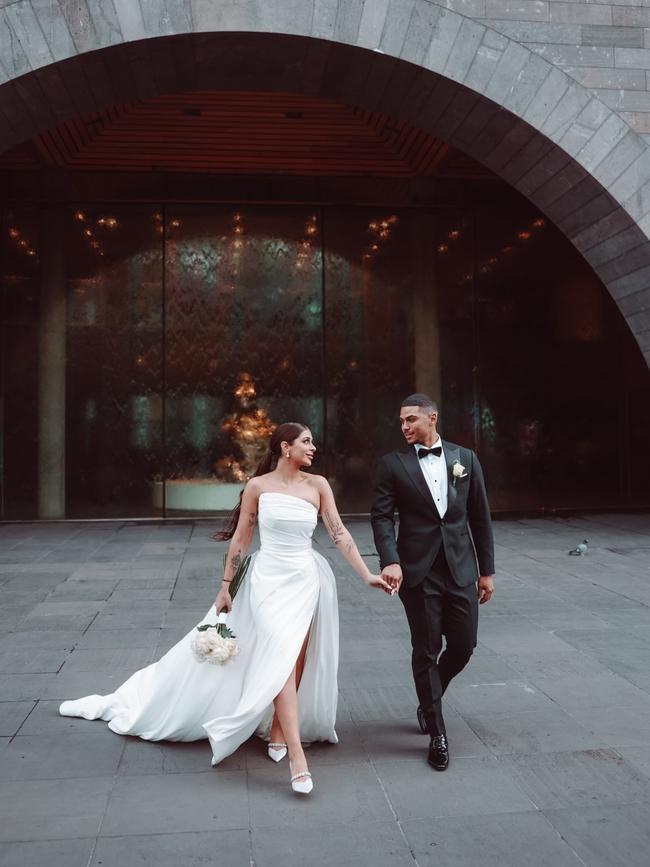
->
xmin=416 ymin=705 xmax=428 ymax=734
xmin=428 ymin=734 xmax=449 ymax=771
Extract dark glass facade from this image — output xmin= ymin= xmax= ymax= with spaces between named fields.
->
xmin=1 ymin=200 xmax=649 ymax=519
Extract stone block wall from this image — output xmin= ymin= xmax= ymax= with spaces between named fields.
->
xmin=427 ymin=0 xmax=650 ymax=138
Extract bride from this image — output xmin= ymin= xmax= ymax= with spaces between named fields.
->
xmin=59 ymin=422 xmax=393 ymax=794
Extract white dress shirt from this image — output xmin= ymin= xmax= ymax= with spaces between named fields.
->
xmin=414 ymin=437 xmax=447 ymax=518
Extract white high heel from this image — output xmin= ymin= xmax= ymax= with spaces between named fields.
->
xmin=268 ymin=742 xmax=288 ymax=763
xmin=290 ymin=761 xmax=313 ymax=795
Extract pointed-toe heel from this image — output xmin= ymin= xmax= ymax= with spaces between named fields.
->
xmin=290 ymin=761 xmax=313 ymax=794
xmin=268 ymin=742 xmax=288 ymax=762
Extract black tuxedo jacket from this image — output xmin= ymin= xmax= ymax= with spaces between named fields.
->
xmin=370 ymin=441 xmax=494 ymax=589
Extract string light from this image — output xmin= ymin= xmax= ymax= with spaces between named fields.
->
xmin=296 ymin=214 xmax=318 ymax=268
xmin=72 ymin=211 xmax=104 ymax=256
xmin=362 ymin=214 xmax=398 ymax=264
xmin=231 ymin=212 xmax=245 ymax=252
xmin=152 ymin=213 xmax=181 ymax=235
xmin=435 ymin=223 xmax=465 ymax=258
xmin=7 ymin=226 xmax=37 ymax=260
xmin=474 ymin=215 xmax=545 ymax=278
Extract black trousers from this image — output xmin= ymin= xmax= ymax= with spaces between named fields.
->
xmin=399 ymin=550 xmax=478 ymax=737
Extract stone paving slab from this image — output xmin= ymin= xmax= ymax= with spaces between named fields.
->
xmin=0 ymin=732 xmax=124 ymax=781
xmin=377 ymin=753 xmax=537 ymax=819
xmin=463 ymin=706 xmax=610 ymax=755
xmin=251 ymin=820 xmax=415 ymax=867
xmin=99 ymin=771 xmax=249 ymax=836
xmin=401 ymin=811 xmax=584 ymax=867
xmin=0 ymin=838 xmax=95 ymax=867
xmin=502 ymin=748 xmax=650 ymax=810
xmin=91 ymin=830 xmax=250 ymax=867
xmin=541 ymin=804 xmax=650 ymax=867
xmin=247 ymin=761 xmax=394 ymax=829
xmin=0 ymin=649 xmax=69 ymax=675
xmin=0 ymin=702 xmax=35 ymax=737
xmin=0 ymin=777 xmax=114 ymax=842
xmin=0 ymin=514 xmax=649 ymax=864
xmin=74 ymin=627 xmax=161 ymax=651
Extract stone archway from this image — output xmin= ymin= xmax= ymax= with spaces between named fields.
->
xmin=0 ymin=4 xmax=649 ymax=366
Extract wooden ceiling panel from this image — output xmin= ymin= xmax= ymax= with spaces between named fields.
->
xmin=0 ymin=90 xmax=495 ymax=180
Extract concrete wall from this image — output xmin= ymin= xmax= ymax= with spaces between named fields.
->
xmin=0 ymin=0 xmax=649 ymax=364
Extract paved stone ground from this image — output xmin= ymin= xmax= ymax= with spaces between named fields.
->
xmin=0 ymin=513 xmax=650 ymax=866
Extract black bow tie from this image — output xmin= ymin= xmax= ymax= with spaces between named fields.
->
xmin=418 ymin=446 xmax=442 ymax=459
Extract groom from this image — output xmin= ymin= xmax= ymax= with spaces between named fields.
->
xmin=371 ymin=394 xmax=494 ymax=771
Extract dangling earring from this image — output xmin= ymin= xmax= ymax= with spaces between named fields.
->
xmin=284 ymin=451 xmax=290 ymax=460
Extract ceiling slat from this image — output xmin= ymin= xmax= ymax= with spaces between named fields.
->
xmin=0 ymin=90 xmax=495 ymax=180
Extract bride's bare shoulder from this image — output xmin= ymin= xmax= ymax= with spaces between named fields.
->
xmin=244 ymin=476 xmax=266 ymax=496
xmin=307 ymin=475 xmax=332 ymax=494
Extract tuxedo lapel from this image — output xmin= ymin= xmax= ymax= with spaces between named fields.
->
xmin=443 ymin=441 xmax=460 ymax=511
xmin=397 ymin=448 xmax=436 ymax=511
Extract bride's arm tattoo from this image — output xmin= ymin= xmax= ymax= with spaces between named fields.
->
xmin=325 ymin=513 xmax=358 ymax=557
xmin=324 ymin=509 xmax=345 ymax=545
xmin=231 ymin=551 xmax=242 ymax=573
xmin=247 ymin=511 xmax=257 ymax=528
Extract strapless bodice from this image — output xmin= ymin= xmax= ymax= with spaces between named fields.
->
xmin=258 ymin=492 xmax=318 ymax=553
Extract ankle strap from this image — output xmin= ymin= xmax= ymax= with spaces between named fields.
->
xmin=291 ymin=771 xmax=312 ymax=782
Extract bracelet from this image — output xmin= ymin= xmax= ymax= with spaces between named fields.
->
xmin=222 ymin=579 xmax=232 ymax=584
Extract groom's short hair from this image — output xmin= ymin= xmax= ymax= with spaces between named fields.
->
xmin=401 ymin=394 xmax=438 ymax=412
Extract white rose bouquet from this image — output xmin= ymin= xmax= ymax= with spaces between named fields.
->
xmin=190 ymin=553 xmax=250 ymax=666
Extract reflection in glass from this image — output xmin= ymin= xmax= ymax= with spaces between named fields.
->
xmin=163 ymin=207 xmax=324 ymax=514
xmin=1 ymin=208 xmax=40 ymax=518
xmin=65 ymin=206 xmax=163 ymax=518
xmin=325 ymin=209 xmax=414 ymax=510
xmin=1 ymin=201 xmax=649 ymax=518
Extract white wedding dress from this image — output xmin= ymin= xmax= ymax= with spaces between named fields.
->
xmin=59 ymin=492 xmax=339 ymax=765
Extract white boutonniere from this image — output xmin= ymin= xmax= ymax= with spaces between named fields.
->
xmin=451 ymin=461 xmax=468 ymax=487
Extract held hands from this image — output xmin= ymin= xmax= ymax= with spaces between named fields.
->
xmin=477 ymin=575 xmax=494 ymax=604
xmin=380 ymin=563 xmax=403 ymax=595
xmin=214 ymin=585 xmax=233 ymax=614
xmin=364 ymin=572 xmax=396 ymax=595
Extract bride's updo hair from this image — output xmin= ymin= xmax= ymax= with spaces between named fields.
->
xmin=213 ymin=422 xmax=309 ymax=541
